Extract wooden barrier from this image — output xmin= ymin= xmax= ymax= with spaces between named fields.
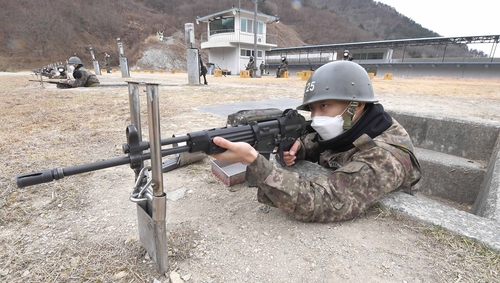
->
xmin=214 ymin=69 xmax=223 ymax=77
xmin=368 ymin=72 xmax=375 ymax=80
xmin=384 ymin=73 xmax=393 ymax=80
xmin=240 ymin=70 xmax=250 ymax=78
xmin=301 ymin=70 xmax=313 ymax=81
xmin=280 ymin=71 xmax=289 ymax=78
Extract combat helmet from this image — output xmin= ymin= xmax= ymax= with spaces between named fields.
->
xmin=297 ymin=61 xmax=377 ymax=110
xmin=296 ymin=60 xmax=377 ymax=129
xmin=68 ymin=56 xmax=82 ymax=65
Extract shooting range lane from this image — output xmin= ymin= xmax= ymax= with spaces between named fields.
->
xmin=197 ymin=98 xmax=301 ymax=117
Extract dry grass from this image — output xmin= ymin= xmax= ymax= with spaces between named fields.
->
xmin=1 ymin=72 xmax=500 ymax=282
xmin=371 ymin=205 xmax=500 ymax=282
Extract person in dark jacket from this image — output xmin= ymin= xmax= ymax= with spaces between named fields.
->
xmin=199 ymin=55 xmax=208 ymax=85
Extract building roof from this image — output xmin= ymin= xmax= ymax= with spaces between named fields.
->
xmin=267 ymin=35 xmax=499 ymax=56
xmin=196 ymin=7 xmax=279 ymax=24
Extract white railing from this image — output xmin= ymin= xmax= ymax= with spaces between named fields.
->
xmin=201 ymin=30 xmax=277 ymax=45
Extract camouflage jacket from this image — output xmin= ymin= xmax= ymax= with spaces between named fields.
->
xmin=67 ymin=66 xmax=100 ymax=88
xmin=278 ymin=60 xmax=288 ymax=70
xmin=246 ymin=60 xmax=255 ymax=70
xmin=245 ymin=118 xmax=421 ymax=223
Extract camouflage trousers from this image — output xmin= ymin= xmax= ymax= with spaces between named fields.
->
xmin=247 ymin=155 xmax=405 ymax=223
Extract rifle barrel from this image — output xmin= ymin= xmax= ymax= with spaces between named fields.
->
xmin=15 ymin=144 xmax=192 ymax=188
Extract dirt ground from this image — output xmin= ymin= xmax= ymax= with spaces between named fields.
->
xmin=1 ymin=71 xmax=499 ymax=283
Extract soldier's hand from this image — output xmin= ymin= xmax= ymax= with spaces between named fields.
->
xmin=211 ymin=137 xmax=258 ymax=164
xmin=281 ymin=140 xmax=301 ymax=166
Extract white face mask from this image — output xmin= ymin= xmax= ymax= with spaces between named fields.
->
xmin=311 ymin=115 xmax=345 ymax=140
xmin=310 ymin=104 xmax=352 ymax=140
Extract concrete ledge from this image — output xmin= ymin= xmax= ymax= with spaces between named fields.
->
xmin=380 ymin=192 xmax=500 ymax=251
xmin=416 ymin=147 xmax=486 ymax=204
xmin=474 ymin=135 xmax=500 ymax=221
xmin=389 ymin=111 xmax=500 ymax=162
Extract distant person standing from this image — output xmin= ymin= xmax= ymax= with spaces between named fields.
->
xmin=260 ymin=61 xmax=266 ymax=76
xmin=199 ymin=55 xmax=208 ymax=85
xmin=104 ymin=51 xmax=111 ymax=73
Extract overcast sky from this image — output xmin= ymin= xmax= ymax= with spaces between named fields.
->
xmin=375 ymin=0 xmax=499 ymax=56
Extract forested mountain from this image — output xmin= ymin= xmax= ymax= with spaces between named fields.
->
xmin=0 ymin=0 xmax=480 ymax=70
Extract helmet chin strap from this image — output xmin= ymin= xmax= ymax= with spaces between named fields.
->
xmin=342 ymin=102 xmax=359 ymax=131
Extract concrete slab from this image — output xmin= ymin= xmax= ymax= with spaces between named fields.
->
xmin=99 ymin=82 xmax=181 ymax=87
xmin=380 ymin=192 xmax=500 ymax=251
xmin=389 ymin=111 xmax=500 ymax=162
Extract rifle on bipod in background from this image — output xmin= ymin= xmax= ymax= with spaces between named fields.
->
xmin=307 ymin=58 xmax=315 ymax=71
xmin=215 ymin=63 xmax=226 ymax=77
xmin=15 ymin=108 xmax=310 ymax=188
xmin=29 ymin=79 xmax=72 ymax=89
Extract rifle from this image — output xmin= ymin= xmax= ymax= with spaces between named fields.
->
xmin=15 ymin=108 xmax=309 ymax=188
xmin=29 ymin=80 xmax=72 ymax=89
xmin=215 ymin=63 xmax=226 ymax=77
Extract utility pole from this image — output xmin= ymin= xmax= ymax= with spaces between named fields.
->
xmin=252 ymin=0 xmax=260 ymax=78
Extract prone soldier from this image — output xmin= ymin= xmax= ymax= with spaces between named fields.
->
xmin=211 ymin=61 xmax=421 ymax=222
xmin=62 ymin=56 xmax=100 ymax=88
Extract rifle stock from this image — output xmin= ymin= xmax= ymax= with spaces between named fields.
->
xmin=16 ymin=109 xmax=309 ymax=188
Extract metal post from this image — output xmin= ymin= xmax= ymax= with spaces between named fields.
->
xmin=490 ymin=40 xmax=497 ymax=62
xmin=117 ymin=38 xmax=130 ymax=78
xmin=89 ymin=46 xmax=101 ymax=75
xmin=442 ymin=45 xmax=448 ymax=63
xmin=127 ymin=82 xmax=143 ymax=179
xmin=145 ymin=83 xmax=168 ymax=274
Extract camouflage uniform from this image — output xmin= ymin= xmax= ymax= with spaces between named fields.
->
xmin=246 ymin=57 xmax=255 ymax=78
xmin=276 ymin=58 xmax=288 ymax=78
xmin=260 ymin=61 xmax=266 ymax=75
xmin=67 ymin=66 xmax=100 ymax=88
xmin=104 ymin=53 xmax=111 ymax=73
xmin=245 ymin=113 xmax=421 ymax=223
